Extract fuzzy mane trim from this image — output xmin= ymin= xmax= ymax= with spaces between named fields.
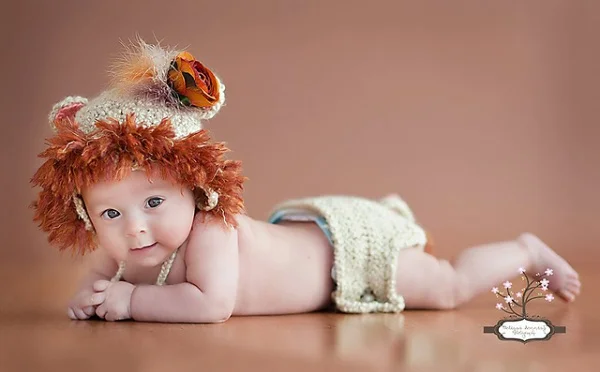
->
xmin=31 ymin=115 xmax=246 ymax=255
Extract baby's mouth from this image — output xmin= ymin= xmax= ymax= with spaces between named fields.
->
xmin=131 ymin=242 xmax=157 ymax=251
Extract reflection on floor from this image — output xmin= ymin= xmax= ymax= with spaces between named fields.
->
xmin=0 ymin=261 xmax=596 ymax=371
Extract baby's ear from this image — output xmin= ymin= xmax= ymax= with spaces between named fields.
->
xmin=48 ymin=96 xmax=88 ymax=130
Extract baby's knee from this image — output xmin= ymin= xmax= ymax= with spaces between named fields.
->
xmin=430 ymin=260 xmax=468 ymax=310
xmin=395 ymin=249 xmax=468 ymax=310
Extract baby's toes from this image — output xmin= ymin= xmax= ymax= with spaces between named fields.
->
xmin=567 ymin=281 xmax=581 ymax=295
xmin=564 ymin=268 xmax=579 ymax=278
xmin=558 ymin=289 xmax=576 ymax=302
xmin=565 ymin=275 xmax=580 ymax=286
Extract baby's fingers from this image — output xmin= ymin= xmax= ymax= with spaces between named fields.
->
xmin=80 ymin=292 xmax=106 ymax=308
xmin=90 ymin=292 xmax=106 ymax=306
xmin=67 ymin=308 xmax=76 ymax=320
xmin=83 ymin=306 xmax=96 ymax=317
xmin=96 ymin=303 xmax=107 ymax=319
xmin=68 ymin=307 xmax=90 ymax=320
xmin=93 ymin=280 xmax=111 ymax=292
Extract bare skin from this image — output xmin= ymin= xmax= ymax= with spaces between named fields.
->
xmin=67 ymin=171 xmax=581 ymax=323
xmin=393 ymin=232 xmax=581 ymax=310
xmin=69 ymin=211 xmax=581 ymax=323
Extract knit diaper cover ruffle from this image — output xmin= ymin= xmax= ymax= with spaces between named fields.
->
xmin=269 ymin=195 xmax=428 ymax=313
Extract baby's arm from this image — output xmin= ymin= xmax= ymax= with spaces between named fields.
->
xmin=67 ymin=248 xmax=118 ymax=320
xmin=130 ymin=214 xmax=240 ymax=323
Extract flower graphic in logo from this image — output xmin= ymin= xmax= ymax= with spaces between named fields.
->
xmin=483 ymin=267 xmax=566 ymax=343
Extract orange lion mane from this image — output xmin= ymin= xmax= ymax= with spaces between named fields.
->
xmin=31 ymin=115 xmax=246 ymax=256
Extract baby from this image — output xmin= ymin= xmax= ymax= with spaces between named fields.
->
xmin=31 ymin=41 xmax=581 ymax=323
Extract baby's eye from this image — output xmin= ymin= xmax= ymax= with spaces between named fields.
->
xmin=101 ymin=209 xmax=120 ymax=219
xmin=147 ymin=197 xmax=164 ymax=208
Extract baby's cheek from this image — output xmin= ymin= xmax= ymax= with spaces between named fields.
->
xmin=159 ymin=213 xmax=194 ymax=246
xmin=95 ymin=227 xmax=127 ymax=260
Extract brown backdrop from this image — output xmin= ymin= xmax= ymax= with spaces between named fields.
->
xmin=3 ymin=0 xmax=599 ymax=281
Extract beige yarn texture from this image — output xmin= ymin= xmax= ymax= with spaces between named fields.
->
xmin=49 ymin=82 xmax=225 ymax=140
xmin=270 ymin=195 xmax=428 ymax=313
xmin=111 ymin=248 xmax=179 ymax=286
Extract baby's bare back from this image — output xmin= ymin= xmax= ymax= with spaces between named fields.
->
xmin=233 ymin=215 xmax=335 ymax=315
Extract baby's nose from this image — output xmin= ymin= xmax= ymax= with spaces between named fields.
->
xmin=125 ymin=215 xmax=148 ymax=237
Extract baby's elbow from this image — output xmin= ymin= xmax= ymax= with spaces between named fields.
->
xmin=203 ymin=294 xmax=235 ymax=323
xmin=214 ymin=299 xmax=235 ymax=323
xmin=210 ymin=312 xmax=232 ymax=323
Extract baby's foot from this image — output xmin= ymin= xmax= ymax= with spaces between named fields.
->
xmin=518 ymin=233 xmax=581 ymax=302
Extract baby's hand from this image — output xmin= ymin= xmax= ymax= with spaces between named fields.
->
xmin=92 ymin=280 xmax=136 ymax=322
xmin=67 ymin=287 xmax=100 ymax=320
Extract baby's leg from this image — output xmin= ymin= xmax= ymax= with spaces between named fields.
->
xmin=395 ymin=233 xmax=581 ymax=310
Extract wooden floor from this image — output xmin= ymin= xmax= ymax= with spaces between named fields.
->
xmin=1 ymin=260 xmax=598 ymax=372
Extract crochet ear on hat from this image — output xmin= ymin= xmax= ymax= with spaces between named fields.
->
xmin=48 ymin=96 xmax=88 ymax=129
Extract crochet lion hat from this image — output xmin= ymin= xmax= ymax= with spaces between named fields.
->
xmin=31 ymin=40 xmax=246 ymax=256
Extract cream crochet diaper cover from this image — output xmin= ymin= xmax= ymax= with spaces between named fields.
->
xmin=268 ymin=195 xmax=428 ymax=313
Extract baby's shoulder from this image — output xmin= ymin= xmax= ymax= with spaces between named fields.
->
xmin=190 ymin=211 xmax=243 ymax=232
xmin=182 ymin=212 xmax=242 ymax=268
xmin=186 ymin=211 xmax=243 ymax=248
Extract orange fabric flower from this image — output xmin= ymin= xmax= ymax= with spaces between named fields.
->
xmin=167 ymin=51 xmax=220 ymax=107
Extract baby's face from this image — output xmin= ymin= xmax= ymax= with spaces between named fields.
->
xmin=81 ymin=169 xmax=196 ymax=267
